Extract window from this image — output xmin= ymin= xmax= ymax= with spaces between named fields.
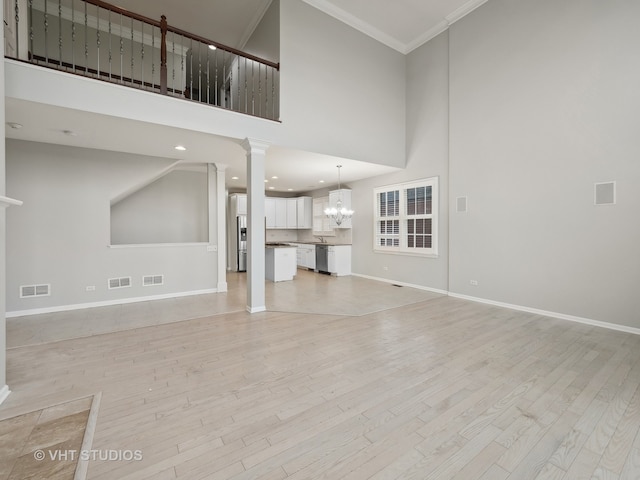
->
xmin=373 ymin=177 xmax=438 ymax=256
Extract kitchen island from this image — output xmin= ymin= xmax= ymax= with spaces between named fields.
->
xmin=265 ymin=244 xmax=297 ymax=282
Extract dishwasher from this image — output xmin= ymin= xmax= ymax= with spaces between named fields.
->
xmin=315 ymin=244 xmax=329 ymax=273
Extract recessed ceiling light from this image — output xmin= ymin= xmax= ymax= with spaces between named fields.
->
xmin=287 ymin=188 xmax=293 ymax=191
xmin=231 ymin=176 xmax=239 ymax=180
xmin=7 ymin=122 xmax=23 ymax=129
xmin=271 ymin=176 xmax=279 ymax=179
xmin=209 ymin=45 xmax=217 ymax=50
xmin=319 ymin=180 xmax=325 ymax=183
xmin=268 ymin=186 xmax=275 ymax=190
xmin=175 ymin=145 xmax=186 ymax=151
xmin=264 ymin=179 xmax=269 ymax=183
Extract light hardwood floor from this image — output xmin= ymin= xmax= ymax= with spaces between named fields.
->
xmin=3 ymin=271 xmax=640 ymax=479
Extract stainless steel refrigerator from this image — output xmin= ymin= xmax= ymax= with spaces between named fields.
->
xmin=237 ymin=215 xmax=247 ymax=272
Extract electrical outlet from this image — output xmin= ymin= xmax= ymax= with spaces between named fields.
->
xmin=86 ymin=285 xmax=96 ymax=291
xmin=470 ymin=280 xmax=478 ymax=286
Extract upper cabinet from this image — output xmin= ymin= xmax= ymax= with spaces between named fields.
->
xmin=265 ymin=196 xmax=312 ymax=229
xmin=296 ymin=196 xmax=313 ymax=229
xmin=328 ymin=189 xmax=352 ymax=229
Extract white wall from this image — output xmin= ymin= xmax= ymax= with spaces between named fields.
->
xmin=111 ymin=170 xmax=208 ymax=244
xmin=348 ymin=31 xmax=450 ymax=292
xmin=6 ymin=140 xmax=217 ymax=314
xmin=244 ymin=0 xmax=279 ymax=63
xmin=277 ymin=0 xmax=406 ymax=167
xmin=448 ymin=0 xmax=640 ymax=328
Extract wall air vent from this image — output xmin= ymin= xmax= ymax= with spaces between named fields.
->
xmin=456 ymin=196 xmax=468 ymax=213
xmin=108 ymin=277 xmax=132 ymax=289
xmin=142 ymin=275 xmax=164 ymax=287
xmin=20 ymin=284 xmax=51 ymax=298
xmin=594 ymin=181 xmax=616 ymax=206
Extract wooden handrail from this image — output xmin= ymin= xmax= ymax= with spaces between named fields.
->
xmin=83 ymin=0 xmax=279 ymax=70
xmin=165 ymin=24 xmax=280 ymax=70
xmin=82 ymin=0 xmax=162 ymax=28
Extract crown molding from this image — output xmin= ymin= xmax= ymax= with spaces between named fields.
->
xmin=303 ymin=0 xmax=490 ymax=55
xmin=301 ymin=0 xmax=406 ymax=53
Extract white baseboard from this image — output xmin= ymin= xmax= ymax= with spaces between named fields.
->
xmin=246 ymin=305 xmax=266 ymax=313
xmin=448 ymin=292 xmax=640 ymax=336
xmin=6 ymin=288 xmax=218 ymax=318
xmin=352 ymin=272 xmax=640 ymax=336
xmin=351 ymin=273 xmax=449 ymax=296
xmin=0 ymin=385 xmax=10 ymax=405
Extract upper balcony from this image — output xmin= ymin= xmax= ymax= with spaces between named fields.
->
xmin=4 ymin=0 xmax=280 ymax=121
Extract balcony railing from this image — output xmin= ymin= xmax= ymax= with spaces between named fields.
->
xmin=4 ymin=0 xmax=280 ymax=120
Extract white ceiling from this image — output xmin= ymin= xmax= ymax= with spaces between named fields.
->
xmin=5 ymin=0 xmax=488 ymax=192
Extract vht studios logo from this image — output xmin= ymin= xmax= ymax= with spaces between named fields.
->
xmin=34 ymin=449 xmax=143 ymax=462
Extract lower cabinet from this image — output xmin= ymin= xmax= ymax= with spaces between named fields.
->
xmin=327 ymin=245 xmax=351 ymax=276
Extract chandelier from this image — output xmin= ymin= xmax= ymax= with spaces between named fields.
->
xmin=324 ymin=165 xmax=354 ymax=226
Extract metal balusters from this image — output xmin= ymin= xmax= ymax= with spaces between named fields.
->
xmin=140 ymin=22 xmax=144 ymax=88
xmin=14 ymin=0 xmax=19 ymax=58
xmin=43 ymin=0 xmax=48 ymax=63
xmin=188 ymin=38 xmax=193 ymax=100
xmin=17 ymin=0 xmax=279 ymax=119
xmin=29 ymin=0 xmax=33 ymax=61
xmin=57 ymin=0 xmax=61 ymax=65
xmin=71 ymin=0 xmax=76 ymax=70
xmin=251 ymin=61 xmax=255 ymax=115
xmin=95 ymin=4 xmax=100 ymax=76
xmin=83 ymin=1 xmax=88 ymax=73
xmin=151 ymin=25 xmax=155 ymax=90
xmin=108 ymin=10 xmax=112 ymax=80
xmin=214 ymin=48 xmax=218 ymax=106
xmin=244 ymin=57 xmax=248 ymax=114
xmin=130 ymin=16 xmax=134 ymax=86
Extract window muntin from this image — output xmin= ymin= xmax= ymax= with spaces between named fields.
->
xmin=374 ymin=177 xmax=438 ymax=256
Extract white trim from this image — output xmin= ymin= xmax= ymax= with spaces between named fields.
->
xmin=448 ymin=292 xmax=640 ymax=336
xmin=351 ymin=273 xmax=449 ymax=296
xmin=0 ymin=385 xmax=11 ymax=406
xmin=302 ymin=0 xmax=489 ymax=54
xmin=108 ymin=242 xmax=209 ymax=249
xmin=352 ymin=272 xmax=640 ymax=336
xmin=246 ymin=305 xmax=266 ymax=313
xmin=6 ymin=288 xmax=218 ymax=318
xmin=445 ymin=0 xmax=490 ymax=25
xmin=301 ymin=0 xmax=406 ymax=53
xmin=74 ymin=392 xmax=102 ymax=480
xmin=217 ymin=281 xmax=228 ymax=293
xmin=0 ymin=195 xmax=23 ymax=208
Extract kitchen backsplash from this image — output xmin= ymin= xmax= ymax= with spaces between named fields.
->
xmin=266 ymin=229 xmax=352 ymax=245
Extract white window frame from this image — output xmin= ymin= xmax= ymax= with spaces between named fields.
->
xmin=373 ymin=177 xmax=438 ymax=257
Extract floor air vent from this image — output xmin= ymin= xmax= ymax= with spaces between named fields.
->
xmin=143 ymin=275 xmax=164 ymax=286
xmin=108 ymin=277 xmax=131 ymax=289
xmin=20 ymin=284 xmax=51 ymax=298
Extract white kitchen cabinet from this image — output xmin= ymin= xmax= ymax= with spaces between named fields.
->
xmin=296 ymin=196 xmax=312 ymax=229
xmin=328 ymin=189 xmax=352 ymax=229
xmin=265 ymin=246 xmax=297 ymax=282
xmin=327 ymin=245 xmax=351 ymax=276
xmin=265 ymin=197 xmax=287 ymax=228
xmin=265 ymin=197 xmax=277 ymax=228
xmin=229 ymin=193 xmax=247 ymax=215
xmin=286 ymin=198 xmax=298 ymax=228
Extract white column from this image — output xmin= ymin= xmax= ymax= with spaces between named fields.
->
xmin=241 ymin=138 xmax=269 ymax=313
xmin=208 ymin=163 xmax=227 ymax=293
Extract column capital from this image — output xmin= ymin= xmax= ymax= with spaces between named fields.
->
xmin=241 ymin=138 xmax=271 ymax=155
xmin=211 ymin=163 xmax=228 ymax=172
